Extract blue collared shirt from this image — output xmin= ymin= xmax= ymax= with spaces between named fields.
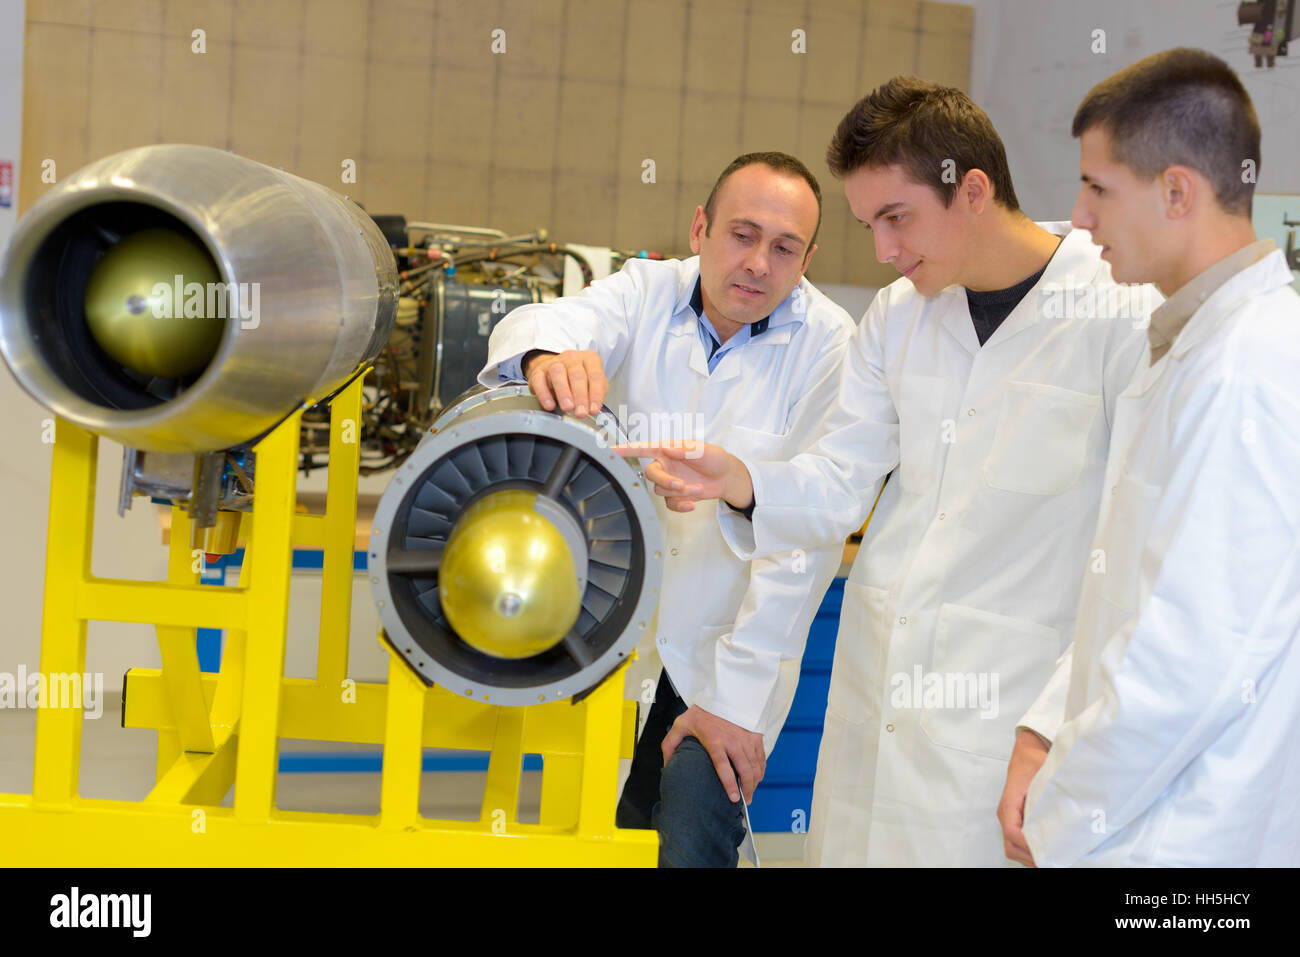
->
xmin=689 ymin=278 xmax=771 ymax=374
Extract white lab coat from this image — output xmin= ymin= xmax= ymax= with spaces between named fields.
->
xmin=717 ymin=224 xmax=1153 ymax=865
xmin=478 ymin=256 xmax=855 ymax=752
xmin=1020 ymin=250 xmax=1300 ymax=867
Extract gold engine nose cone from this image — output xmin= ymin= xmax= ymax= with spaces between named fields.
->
xmin=83 ymin=226 xmax=224 ymax=379
xmin=439 ymin=490 xmax=583 ymax=659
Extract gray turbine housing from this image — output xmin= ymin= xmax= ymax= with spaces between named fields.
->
xmin=370 ymin=385 xmax=664 ymax=705
xmin=0 ymin=144 xmax=397 ymax=453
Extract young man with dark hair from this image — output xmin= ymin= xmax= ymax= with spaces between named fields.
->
xmin=479 ymin=152 xmax=855 ymax=867
xmin=620 ymin=77 xmax=1155 ymax=866
xmin=999 ymin=48 xmax=1300 ymax=867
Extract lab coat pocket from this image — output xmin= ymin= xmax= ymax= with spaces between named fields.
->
xmin=825 ymin=583 xmax=889 ymax=723
xmin=726 ymin=423 xmax=789 ymax=463
xmin=920 ymin=602 xmax=1060 ymax=760
xmin=897 ymin=373 xmax=950 ymax=495
xmin=984 ymin=381 xmax=1101 ymax=496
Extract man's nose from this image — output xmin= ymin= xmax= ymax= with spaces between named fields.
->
xmin=744 ymin=244 xmax=770 ymax=276
xmin=874 ymin=230 xmax=897 ymax=265
xmin=1070 ymin=189 xmax=1095 ymax=232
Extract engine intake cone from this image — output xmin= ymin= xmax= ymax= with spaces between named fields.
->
xmin=439 ymin=490 xmax=581 ymax=659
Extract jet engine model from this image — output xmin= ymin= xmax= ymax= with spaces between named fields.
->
xmin=369 ymin=385 xmax=663 ymax=705
xmin=0 ymin=143 xmax=398 ymax=527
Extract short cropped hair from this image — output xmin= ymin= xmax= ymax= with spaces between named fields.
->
xmin=703 ymin=151 xmax=823 ymax=250
xmin=826 ymin=76 xmax=1020 ymax=211
xmin=1072 ymin=48 xmax=1260 ymax=216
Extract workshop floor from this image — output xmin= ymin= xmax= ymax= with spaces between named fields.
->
xmin=0 ymin=694 xmax=805 ymax=867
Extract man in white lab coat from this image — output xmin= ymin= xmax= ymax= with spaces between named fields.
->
xmin=621 ymin=79 xmax=1153 ymax=866
xmin=997 ymin=48 xmax=1300 ymax=867
xmin=477 ymin=152 xmax=855 ymax=866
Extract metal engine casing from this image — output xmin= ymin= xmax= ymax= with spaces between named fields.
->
xmin=0 ymin=144 xmax=398 ymax=453
xmin=369 ymin=385 xmax=664 ymax=705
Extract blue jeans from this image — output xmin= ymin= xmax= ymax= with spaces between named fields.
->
xmin=615 ymin=669 xmax=748 ymax=867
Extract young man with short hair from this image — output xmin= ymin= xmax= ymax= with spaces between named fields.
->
xmin=999 ymin=48 xmax=1300 ymax=867
xmin=622 ymin=79 xmax=1154 ymax=866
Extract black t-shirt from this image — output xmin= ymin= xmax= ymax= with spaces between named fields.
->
xmin=964 ymin=241 xmax=1060 ymax=346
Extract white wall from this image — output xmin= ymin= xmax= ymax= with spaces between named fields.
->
xmin=968 ymin=0 xmax=1300 ymax=221
xmin=0 ymin=0 xmax=18 ymax=256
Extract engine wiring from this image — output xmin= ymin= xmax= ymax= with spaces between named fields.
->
xmin=297 ymin=222 xmax=671 ymax=476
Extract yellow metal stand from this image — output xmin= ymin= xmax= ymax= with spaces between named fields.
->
xmin=0 ymin=375 xmax=656 ymax=865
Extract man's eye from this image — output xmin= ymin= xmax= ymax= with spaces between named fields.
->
xmin=887 ymin=214 xmax=904 ymax=225
xmin=734 ymin=231 xmax=753 ymax=242
xmin=777 ymin=245 xmax=794 ymax=256
xmin=1091 ymin=184 xmax=1104 ymax=195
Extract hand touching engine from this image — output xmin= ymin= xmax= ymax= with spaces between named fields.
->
xmin=524 ymin=349 xmax=609 ymax=419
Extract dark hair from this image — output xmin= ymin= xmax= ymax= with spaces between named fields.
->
xmin=825 ymin=76 xmax=1020 ymax=211
xmin=702 ymin=151 xmax=822 ymax=251
xmin=1072 ymin=48 xmax=1260 ymax=216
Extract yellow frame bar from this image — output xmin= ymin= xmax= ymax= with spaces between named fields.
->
xmin=5 ymin=374 xmax=656 ymax=865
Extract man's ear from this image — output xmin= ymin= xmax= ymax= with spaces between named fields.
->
xmin=688 ymin=206 xmax=708 ymax=254
xmin=1161 ymin=165 xmax=1197 ymax=220
xmin=961 ymin=168 xmax=993 ymax=215
xmin=800 ymin=242 xmax=818 ymax=277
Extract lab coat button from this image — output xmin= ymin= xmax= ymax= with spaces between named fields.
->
xmin=885 ymin=723 xmax=895 ymax=733
xmin=658 ymin=637 xmax=666 ymax=645
xmin=898 ymin=616 xmax=907 ymax=625
xmin=938 ymin=512 xmax=946 ymax=520
xmin=670 ymin=547 xmax=679 ymax=556
xmin=966 ymin=408 xmax=975 ymax=416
